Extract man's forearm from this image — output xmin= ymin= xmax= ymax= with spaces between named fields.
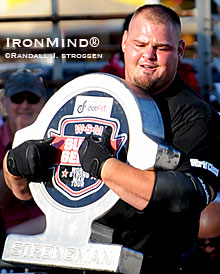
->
xmin=3 ymin=152 xmax=32 ymax=201
xmin=101 ymin=158 xmax=155 ymax=210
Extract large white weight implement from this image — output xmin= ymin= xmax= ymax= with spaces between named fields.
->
xmin=2 ymin=73 xmax=180 ymax=273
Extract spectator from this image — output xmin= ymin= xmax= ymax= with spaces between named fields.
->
xmin=0 ymin=69 xmax=46 ymax=239
xmin=181 ymin=197 xmax=220 ymax=273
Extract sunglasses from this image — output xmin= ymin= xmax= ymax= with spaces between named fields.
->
xmin=10 ymin=93 xmax=41 ymax=104
xmin=198 ymin=236 xmax=220 ymax=248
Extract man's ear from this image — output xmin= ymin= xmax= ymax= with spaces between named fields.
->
xmin=121 ymin=30 xmax=128 ymax=53
xmin=178 ymin=39 xmax=186 ymax=61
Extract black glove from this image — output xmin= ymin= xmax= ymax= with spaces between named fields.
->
xmin=79 ymin=127 xmax=113 ymax=179
xmin=7 ymin=137 xmax=57 ymax=181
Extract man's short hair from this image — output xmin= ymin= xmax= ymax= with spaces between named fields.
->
xmin=132 ymin=4 xmax=181 ymax=34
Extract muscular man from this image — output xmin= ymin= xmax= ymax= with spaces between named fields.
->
xmin=3 ymin=4 xmax=220 ymax=273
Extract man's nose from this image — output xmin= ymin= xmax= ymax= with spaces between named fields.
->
xmin=142 ymin=45 xmax=157 ymax=59
xmin=20 ymin=99 xmax=31 ymax=107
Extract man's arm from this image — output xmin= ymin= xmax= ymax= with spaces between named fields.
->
xmin=79 ymin=130 xmax=214 ymax=213
xmin=101 ymin=158 xmax=155 ymax=210
xmin=3 ymin=151 xmax=32 ymax=201
xmin=100 ymin=158 xmax=214 ymax=211
xmin=2 ymin=137 xmax=57 ymax=201
xmin=78 ymin=128 xmax=156 ymax=210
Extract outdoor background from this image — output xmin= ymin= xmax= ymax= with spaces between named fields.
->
xmin=0 ymin=0 xmax=219 ymax=106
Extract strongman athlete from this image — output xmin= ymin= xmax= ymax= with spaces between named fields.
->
xmin=3 ymin=4 xmax=220 ymax=273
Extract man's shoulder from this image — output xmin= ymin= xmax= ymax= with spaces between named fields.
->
xmin=168 ymin=78 xmax=214 ymax=117
xmin=169 ymin=77 xmax=203 ymax=102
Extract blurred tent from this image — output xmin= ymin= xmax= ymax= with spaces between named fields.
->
xmin=0 ymin=0 xmax=197 ymax=40
xmin=0 ymin=0 xmax=148 ymax=37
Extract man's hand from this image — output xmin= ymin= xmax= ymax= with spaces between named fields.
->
xmin=7 ymin=137 xmax=57 ymax=181
xmin=79 ymin=127 xmax=113 ymax=179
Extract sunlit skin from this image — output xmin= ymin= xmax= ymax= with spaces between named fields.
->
xmin=2 ymin=92 xmax=45 ymax=136
xmin=198 ymin=201 xmax=220 ymax=259
xmin=122 ymin=14 xmax=185 ymax=95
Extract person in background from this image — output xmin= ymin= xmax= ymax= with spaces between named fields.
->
xmin=0 ymin=69 xmax=46 ymax=243
xmin=181 ymin=196 xmax=220 ymax=273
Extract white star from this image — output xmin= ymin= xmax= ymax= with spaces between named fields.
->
xmin=61 ymin=168 xmax=69 ymax=178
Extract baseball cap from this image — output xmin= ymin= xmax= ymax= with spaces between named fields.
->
xmin=5 ymin=69 xmax=46 ymax=97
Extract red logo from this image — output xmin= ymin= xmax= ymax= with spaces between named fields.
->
xmin=48 ymin=116 xmax=127 ymax=203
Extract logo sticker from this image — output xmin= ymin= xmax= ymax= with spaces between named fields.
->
xmin=73 ymin=96 xmax=113 ymax=118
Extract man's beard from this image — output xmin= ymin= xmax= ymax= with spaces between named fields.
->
xmin=133 ymin=75 xmax=158 ymax=95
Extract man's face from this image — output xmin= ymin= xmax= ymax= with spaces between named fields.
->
xmin=3 ymin=92 xmax=45 ymax=134
xmin=198 ymin=202 xmax=220 ymax=260
xmin=122 ymin=13 xmax=185 ymax=95
xmin=197 ymin=236 xmax=220 ymax=260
